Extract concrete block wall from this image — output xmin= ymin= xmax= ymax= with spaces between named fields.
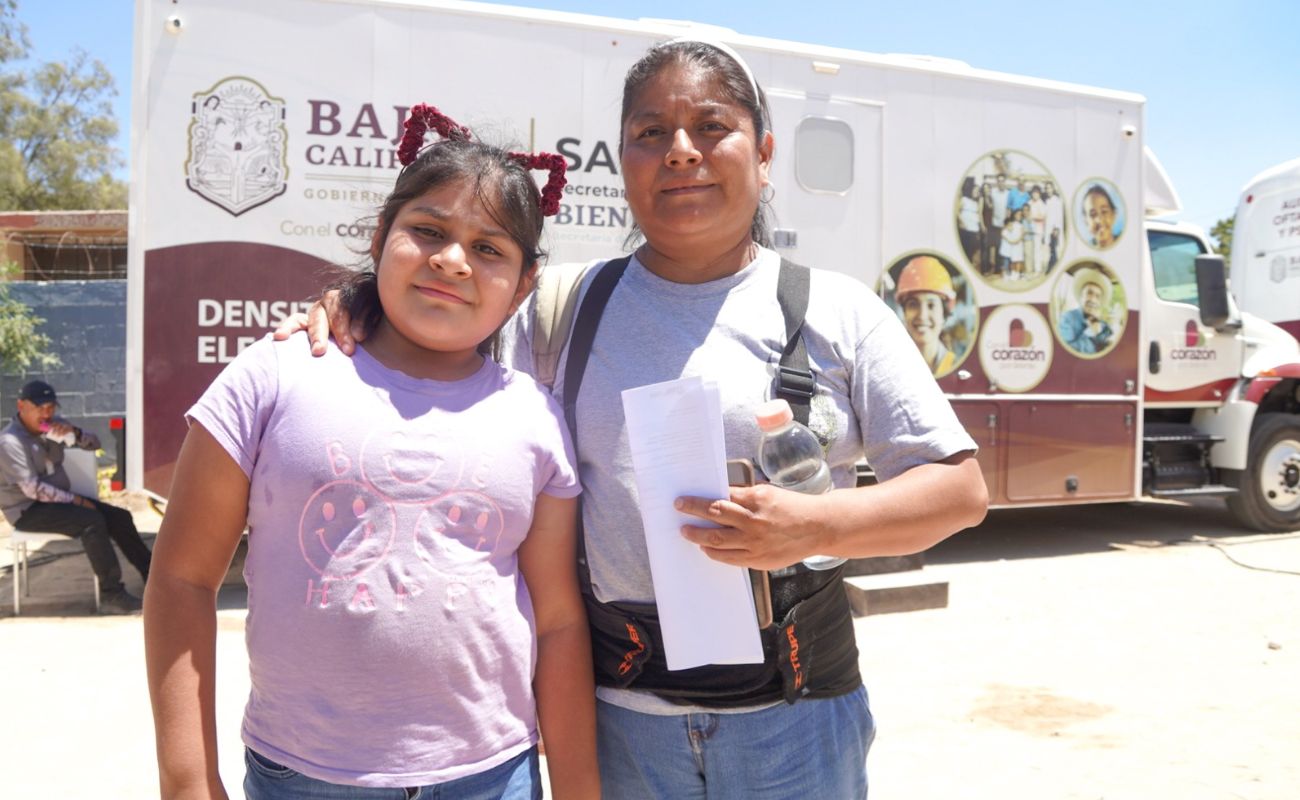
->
xmin=0 ymin=280 xmax=127 ymax=471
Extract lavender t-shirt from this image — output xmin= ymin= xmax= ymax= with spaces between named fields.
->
xmin=188 ymin=333 xmax=580 ymax=787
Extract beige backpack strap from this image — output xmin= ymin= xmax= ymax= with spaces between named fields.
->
xmin=532 ymin=261 xmax=597 ymax=388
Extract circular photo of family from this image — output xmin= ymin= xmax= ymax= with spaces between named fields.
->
xmin=955 ymin=150 xmax=1067 ymax=292
xmin=1050 ymin=260 xmax=1128 ymax=359
xmin=1074 ymin=178 xmax=1126 ymax=251
xmin=878 ymin=251 xmax=977 ymax=379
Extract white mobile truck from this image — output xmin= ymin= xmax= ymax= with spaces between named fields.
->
xmin=128 ymin=0 xmax=1300 ymax=530
xmin=1228 ymin=157 xmax=1300 ymax=342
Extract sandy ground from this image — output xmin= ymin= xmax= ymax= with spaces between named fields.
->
xmin=2 ymin=494 xmax=1297 ymax=798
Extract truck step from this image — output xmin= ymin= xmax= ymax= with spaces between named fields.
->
xmin=1142 ymin=422 xmax=1224 ymax=445
xmin=1143 ymin=432 xmax=1225 ymax=444
xmin=1148 ymin=485 xmax=1238 ymax=498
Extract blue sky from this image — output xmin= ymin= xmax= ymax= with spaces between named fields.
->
xmin=17 ymin=0 xmax=1300 ymax=232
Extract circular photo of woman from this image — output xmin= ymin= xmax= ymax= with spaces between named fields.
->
xmin=955 ymin=149 xmax=1067 ymax=292
xmin=1050 ymin=259 xmax=1128 ymax=359
xmin=879 ymin=251 xmax=978 ymax=378
xmin=1074 ymin=178 xmax=1126 ymax=251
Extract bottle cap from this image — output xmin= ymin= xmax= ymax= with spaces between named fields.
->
xmin=755 ymin=399 xmax=793 ymax=431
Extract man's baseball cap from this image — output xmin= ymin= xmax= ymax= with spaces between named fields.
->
xmin=18 ymin=380 xmax=58 ymax=406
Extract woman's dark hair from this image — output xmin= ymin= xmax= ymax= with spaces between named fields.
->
xmin=329 ymin=138 xmax=547 ymax=357
xmin=619 ymin=40 xmax=774 ymax=249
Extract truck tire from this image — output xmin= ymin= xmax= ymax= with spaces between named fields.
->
xmin=1225 ymin=413 xmax=1300 ymax=532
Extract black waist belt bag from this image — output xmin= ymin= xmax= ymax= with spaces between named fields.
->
xmin=585 ymin=565 xmax=862 ymax=707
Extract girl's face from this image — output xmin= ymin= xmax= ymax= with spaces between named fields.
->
xmin=369 ymin=180 xmax=534 ymax=376
xmin=620 ymin=62 xmax=773 ymax=257
xmin=902 ymin=292 xmax=947 ymax=349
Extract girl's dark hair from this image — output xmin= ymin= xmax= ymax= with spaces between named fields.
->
xmin=329 ymin=138 xmax=547 ymax=358
xmin=619 ymin=40 xmax=774 ymax=249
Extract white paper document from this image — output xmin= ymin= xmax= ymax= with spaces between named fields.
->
xmin=621 ymin=376 xmax=764 ymax=670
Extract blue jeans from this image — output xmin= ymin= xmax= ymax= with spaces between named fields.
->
xmin=596 ymin=685 xmax=875 ymax=799
xmin=243 ymin=746 xmax=541 ymax=800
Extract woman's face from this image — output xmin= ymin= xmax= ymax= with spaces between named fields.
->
xmin=620 ymin=62 xmax=772 ymax=254
xmin=902 ymin=292 xmax=947 ymax=349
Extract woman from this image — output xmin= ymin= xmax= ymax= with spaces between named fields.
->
xmin=894 ymin=255 xmax=958 ymax=376
xmin=979 ymin=182 xmax=995 ymax=274
xmin=958 ymin=177 xmax=981 ymax=265
xmin=1028 ymin=185 xmax=1048 ymax=276
xmin=287 ymin=39 xmax=987 ymax=799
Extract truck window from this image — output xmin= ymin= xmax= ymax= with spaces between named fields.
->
xmin=1148 ymin=229 xmax=1206 ymax=304
xmin=795 ymin=117 xmax=853 ymax=193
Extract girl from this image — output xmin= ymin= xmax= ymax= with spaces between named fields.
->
xmin=1001 ymin=206 xmax=1026 ymax=281
xmin=144 ymin=106 xmax=599 ymax=800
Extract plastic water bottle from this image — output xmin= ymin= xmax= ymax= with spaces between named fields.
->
xmin=39 ymin=422 xmax=76 ymax=446
xmin=754 ymin=398 xmax=845 ymax=572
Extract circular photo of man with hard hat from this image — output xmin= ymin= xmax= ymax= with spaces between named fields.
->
xmin=879 ymin=251 xmax=978 ymax=378
xmin=1050 ymin=260 xmax=1127 ymax=358
xmin=1073 ymin=178 xmax=1126 ymax=251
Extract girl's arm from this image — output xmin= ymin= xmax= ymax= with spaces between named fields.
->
xmin=517 ymin=493 xmax=600 ymax=800
xmin=144 ymin=423 xmax=251 ymax=800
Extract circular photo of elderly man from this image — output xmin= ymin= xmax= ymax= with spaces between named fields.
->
xmin=1074 ymin=178 xmax=1126 ymax=251
xmin=955 ymin=149 xmax=1067 ymax=292
xmin=1050 ymin=260 xmax=1128 ymax=358
xmin=879 ymin=251 xmax=978 ymax=378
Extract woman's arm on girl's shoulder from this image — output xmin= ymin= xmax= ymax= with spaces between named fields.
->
xmin=144 ymin=423 xmax=251 ymax=800
xmin=271 ymin=289 xmax=361 ymax=356
xmin=517 ymin=493 xmax=600 ymax=800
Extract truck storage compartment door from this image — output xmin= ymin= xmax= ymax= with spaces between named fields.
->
xmin=1005 ymin=401 xmax=1136 ymax=502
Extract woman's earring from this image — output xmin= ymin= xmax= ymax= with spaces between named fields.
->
xmin=761 ymin=183 xmax=776 ymax=204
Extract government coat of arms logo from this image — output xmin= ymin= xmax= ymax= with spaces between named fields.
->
xmin=185 ymin=77 xmax=289 ymax=216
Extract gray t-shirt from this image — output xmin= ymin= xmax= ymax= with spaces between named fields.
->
xmin=507 ymin=247 xmax=975 ymax=604
xmin=504 ymin=247 xmax=977 ymax=713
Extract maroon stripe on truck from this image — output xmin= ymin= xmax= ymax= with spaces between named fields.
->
xmin=1144 ymin=378 xmax=1238 ymax=403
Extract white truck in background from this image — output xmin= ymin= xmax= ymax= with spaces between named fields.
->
xmin=128 ymin=0 xmax=1300 ymax=530
xmin=1228 ymin=157 xmax=1300 ymax=342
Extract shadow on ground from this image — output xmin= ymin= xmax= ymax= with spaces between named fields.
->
xmin=926 ymin=496 xmax=1269 ymax=565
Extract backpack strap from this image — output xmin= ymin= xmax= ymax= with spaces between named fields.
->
xmin=532 ymin=261 xmax=599 ymax=389
xmin=561 ymin=256 xmax=632 ymax=442
xmin=775 ymin=258 xmax=815 ymax=426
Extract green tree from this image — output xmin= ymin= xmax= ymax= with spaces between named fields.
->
xmin=0 ymin=0 xmax=126 ymax=210
xmin=1210 ymin=216 xmax=1234 ymax=272
xmin=0 ymin=259 xmax=59 ymax=371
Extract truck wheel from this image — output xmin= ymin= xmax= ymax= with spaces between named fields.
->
xmin=1226 ymin=413 xmax=1300 ymax=532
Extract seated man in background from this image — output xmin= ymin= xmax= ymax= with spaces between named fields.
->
xmin=0 ymin=380 xmax=150 ymax=613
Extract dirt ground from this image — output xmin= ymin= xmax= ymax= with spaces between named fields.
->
xmin=2 ymin=494 xmax=1298 ymax=798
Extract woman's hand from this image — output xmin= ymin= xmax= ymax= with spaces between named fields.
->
xmin=676 ymin=484 xmax=831 ymax=570
xmin=678 ymin=454 xmax=988 ymax=566
xmin=271 ymin=289 xmax=360 ymax=355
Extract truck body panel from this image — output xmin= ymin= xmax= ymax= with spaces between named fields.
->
xmin=1229 ymin=157 xmax=1300 ymax=341
xmin=129 ymin=0 xmax=1300 ymax=529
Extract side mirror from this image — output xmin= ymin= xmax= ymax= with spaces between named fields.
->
xmin=1194 ymin=254 xmax=1230 ymax=330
